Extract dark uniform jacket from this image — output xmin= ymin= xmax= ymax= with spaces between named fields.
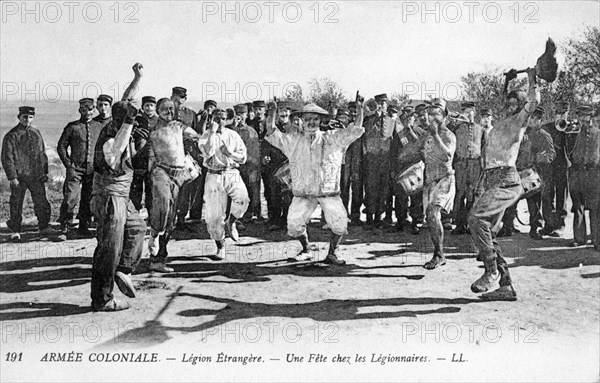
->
xmin=363 ymin=112 xmax=395 ymax=155
xmin=542 ymin=122 xmax=567 ymax=164
xmin=57 ymin=118 xmax=103 ymax=174
xmin=454 ymin=122 xmax=485 ymax=160
xmin=516 ymin=127 xmax=556 ymax=171
xmin=1 ymin=124 xmax=48 ymax=181
xmin=132 ymin=113 xmax=159 ymax=173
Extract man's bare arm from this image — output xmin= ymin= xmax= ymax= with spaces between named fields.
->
xmin=122 ymin=63 xmax=143 ymax=102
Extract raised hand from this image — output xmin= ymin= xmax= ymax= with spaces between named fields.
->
xmin=132 ymin=62 xmax=143 ymax=77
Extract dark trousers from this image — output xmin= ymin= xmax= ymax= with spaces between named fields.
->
xmin=503 ymin=168 xmax=554 ymax=232
xmin=176 ymin=168 xmax=206 ymax=221
xmin=468 ymin=167 xmax=522 ymax=287
xmin=90 ymin=194 xmax=146 ymax=306
xmin=59 ymin=168 xmax=93 ymax=227
xmin=569 ymin=167 xmax=600 ymax=246
xmin=453 ymin=158 xmax=482 ymax=230
xmin=267 ymin=171 xmax=292 ymax=225
xmin=7 ymin=177 xmax=51 ymax=232
xmin=363 ymin=152 xmax=390 ymax=221
xmin=130 ymin=172 xmax=153 ymax=212
xmin=150 ymin=166 xmax=188 ymax=263
xmin=547 ymin=161 xmax=568 ymax=215
xmin=240 ymin=165 xmax=261 ymax=218
xmin=341 ymin=163 xmax=364 ymax=221
xmin=395 ymin=190 xmax=424 ymax=225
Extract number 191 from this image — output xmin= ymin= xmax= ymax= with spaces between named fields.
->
xmin=5 ymin=352 xmax=22 ymax=362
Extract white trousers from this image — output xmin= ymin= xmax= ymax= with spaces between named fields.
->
xmin=204 ymin=170 xmax=249 ymax=241
xmin=287 ymin=195 xmax=348 ymax=237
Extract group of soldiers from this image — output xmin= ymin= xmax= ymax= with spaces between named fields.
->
xmin=2 ymin=63 xmax=599 ymax=311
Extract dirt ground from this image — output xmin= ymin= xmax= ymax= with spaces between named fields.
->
xmin=0 ymin=200 xmax=598 ymax=382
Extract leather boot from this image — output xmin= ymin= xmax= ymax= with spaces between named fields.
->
xmin=471 ymin=257 xmax=500 ymax=293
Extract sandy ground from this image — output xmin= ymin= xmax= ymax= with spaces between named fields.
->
xmin=0 ymin=200 xmax=598 ymax=382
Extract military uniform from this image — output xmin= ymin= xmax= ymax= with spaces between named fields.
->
xmin=262 ymin=120 xmax=297 ymax=228
xmin=452 ymin=119 xmax=485 ymax=232
xmin=502 ymin=122 xmax=555 ymax=236
xmin=362 ymin=111 xmax=395 ymax=226
xmin=130 ymin=98 xmax=158 ymax=211
xmin=57 ymin=99 xmax=103 ymax=231
xmin=339 ymin=104 xmax=364 ymax=223
xmin=230 ymin=116 xmax=261 ymax=220
xmin=1 ymin=107 xmax=51 ymax=233
xmin=542 ymin=121 xmax=568 ymax=225
xmin=569 ymin=108 xmax=600 ymax=248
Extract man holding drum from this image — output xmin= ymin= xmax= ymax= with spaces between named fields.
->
xmin=390 ymin=104 xmax=427 ymax=234
xmin=420 ymin=99 xmax=457 ymax=270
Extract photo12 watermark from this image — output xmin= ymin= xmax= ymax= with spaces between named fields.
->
xmin=1 ymin=1 xmax=141 ymax=24
xmin=399 ymin=1 xmax=540 ymax=24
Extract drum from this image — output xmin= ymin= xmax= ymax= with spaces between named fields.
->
xmin=273 ymin=162 xmax=292 ymax=192
xmin=183 ymin=153 xmax=202 ymax=181
xmin=519 ymin=168 xmax=543 ymax=198
xmin=395 ymin=161 xmax=424 ymax=195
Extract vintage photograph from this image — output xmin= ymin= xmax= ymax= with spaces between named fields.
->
xmin=0 ymin=1 xmax=599 ymax=381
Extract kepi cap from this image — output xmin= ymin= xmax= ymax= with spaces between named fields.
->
xmin=204 ymin=100 xmax=217 ymax=108
xmin=79 ymin=98 xmax=95 ymax=108
xmin=374 ymin=93 xmax=388 ymax=102
xmin=234 ymin=104 xmax=248 ymax=113
xmin=97 ymin=94 xmax=113 ymax=105
xmin=18 ymin=106 xmax=35 ymax=116
xmin=172 ymin=86 xmax=187 ymax=97
xmin=142 ymin=96 xmax=156 ymax=106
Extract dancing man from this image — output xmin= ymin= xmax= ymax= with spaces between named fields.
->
xmin=265 ymin=99 xmax=365 ymax=264
xmin=468 ymin=67 xmax=540 ymax=301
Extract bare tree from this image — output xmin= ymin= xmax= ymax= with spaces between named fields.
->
xmin=307 ymin=77 xmax=347 ymax=113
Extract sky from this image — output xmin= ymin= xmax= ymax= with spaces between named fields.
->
xmin=1 ymin=0 xmax=598 ymax=104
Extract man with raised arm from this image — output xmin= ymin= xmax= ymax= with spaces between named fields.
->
xmin=90 ymin=63 xmax=146 ymax=312
xmin=265 ymin=99 xmax=365 ymax=265
xmin=468 ymin=67 xmax=540 ymax=301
